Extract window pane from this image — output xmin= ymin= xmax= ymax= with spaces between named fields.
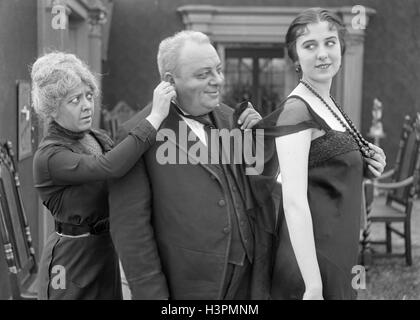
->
xmin=259 ymin=58 xmax=285 ymax=115
xmin=224 ymin=57 xmax=254 ymax=107
xmin=223 ymin=52 xmax=285 ymax=116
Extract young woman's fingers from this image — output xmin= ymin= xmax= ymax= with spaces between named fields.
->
xmin=368 ymin=143 xmax=386 ymax=159
xmin=237 ymin=108 xmax=252 ymax=125
xmin=241 ymin=117 xmax=260 ymax=130
xmin=368 ymin=164 xmax=381 ymax=177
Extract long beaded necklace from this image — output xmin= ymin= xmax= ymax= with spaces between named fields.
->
xmin=300 ymin=80 xmax=375 ymax=158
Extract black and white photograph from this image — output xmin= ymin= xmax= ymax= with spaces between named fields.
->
xmin=0 ymin=0 xmax=419 ymax=308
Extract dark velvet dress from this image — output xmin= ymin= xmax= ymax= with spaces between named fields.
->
xmin=34 ymin=120 xmax=156 ymax=299
xmin=255 ymin=95 xmax=363 ymax=300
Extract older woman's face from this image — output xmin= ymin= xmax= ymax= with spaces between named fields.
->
xmin=295 ymin=21 xmax=342 ymax=84
xmin=54 ymin=82 xmax=94 ymax=132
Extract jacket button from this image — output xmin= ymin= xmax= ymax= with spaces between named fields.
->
xmin=240 ymin=220 xmax=245 ymax=226
xmin=223 ymin=227 xmax=231 ymax=234
xmin=218 ymin=199 xmax=226 ymax=207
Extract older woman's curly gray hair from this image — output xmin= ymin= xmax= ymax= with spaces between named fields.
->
xmin=30 ymin=52 xmax=99 ymax=121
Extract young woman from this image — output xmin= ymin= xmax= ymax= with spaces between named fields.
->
xmin=256 ymin=8 xmax=386 ymax=300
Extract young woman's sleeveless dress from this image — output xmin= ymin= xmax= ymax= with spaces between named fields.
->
xmin=256 ymin=95 xmax=364 ymax=300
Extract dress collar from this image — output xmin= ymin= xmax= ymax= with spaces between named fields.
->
xmin=48 ymin=120 xmax=88 ymax=140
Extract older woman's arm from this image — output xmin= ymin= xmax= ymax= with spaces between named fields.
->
xmin=42 ymin=81 xmax=175 ymax=185
xmin=275 ymin=128 xmax=323 ymax=300
xmin=42 ymin=116 xmax=157 ymax=185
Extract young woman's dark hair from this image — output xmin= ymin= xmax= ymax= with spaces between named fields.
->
xmin=285 ymin=7 xmax=347 ymax=63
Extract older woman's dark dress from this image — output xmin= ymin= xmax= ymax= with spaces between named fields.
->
xmin=34 ymin=120 xmax=156 ymax=299
xmin=254 ymin=96 xmax=363 ymax=300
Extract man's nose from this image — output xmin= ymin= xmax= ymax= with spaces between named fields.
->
xmin=210 ymin=71 xmax=224 ymax=86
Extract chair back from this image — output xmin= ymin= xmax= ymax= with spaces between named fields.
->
xmin=0 ymin=141 xmax=37 ymax=299
xmin=387 ymin=114 xmax=420 ymax=207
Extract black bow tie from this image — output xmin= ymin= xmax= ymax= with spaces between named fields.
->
xmin=173 ymin=104 xmax=215 ymax=128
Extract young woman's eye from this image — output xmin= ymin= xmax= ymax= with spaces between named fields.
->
xmin=86 ymin=92 xmax=94 ymax=101
xmin=326 ymin=40 xmax=336 ymax=47
xmin=305 ymin=43 xmax=316 ymax=50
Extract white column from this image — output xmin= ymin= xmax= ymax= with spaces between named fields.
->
xmin=341 ymin=34 xmax=366 ymax=129
xmin=338 ymin=6 xmax=376 ymax=129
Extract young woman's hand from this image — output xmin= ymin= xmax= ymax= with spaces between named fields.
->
xmin=237 ymin=102 xmax=262 ymax=130
xmin=364 ymin=143 xmax=386 ymax=177
xmin=147 ymin=81 xmax=176 ymax=129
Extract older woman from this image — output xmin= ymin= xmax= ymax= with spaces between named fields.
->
xmin=32 ymin=52 xmax=175 ymax=299
xmin=252 ymin=8 xmax=386 ymax=299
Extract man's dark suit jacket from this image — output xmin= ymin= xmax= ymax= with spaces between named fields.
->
xmin=109 ymin=103 xmax=277 ymax=300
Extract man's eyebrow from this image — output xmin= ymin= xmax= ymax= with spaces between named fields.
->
xmin=200 ymin=64 xmax=223 ymax=69
xmin=193 ymin=63 xmax=223 ymax=73
xmin=195 ymin=66 xmax=216 ymax=72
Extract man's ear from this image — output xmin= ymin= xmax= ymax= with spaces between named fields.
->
xmin=163 ymin=72 xmax=175 ymax=85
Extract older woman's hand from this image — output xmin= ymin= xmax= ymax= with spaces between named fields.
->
xmin=147 ymin=81 xmax=176 ymax=129
xmin=364 ymin=143 xmax=386 ymax=177
xmin=237 ymin=102 xmax=262 ymax=130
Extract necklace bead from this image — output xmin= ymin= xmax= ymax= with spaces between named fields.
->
xmin=299 ymin=80 xmax=375 ymax=158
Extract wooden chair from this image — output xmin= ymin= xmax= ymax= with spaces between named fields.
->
xmin=0 ymin=141 xmax=38 ymax=299
xmin=365 ymin=114 xmax=420 ymax=266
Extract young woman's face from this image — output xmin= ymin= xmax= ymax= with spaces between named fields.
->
xmin=295 ymin=20 xmax=342 ymax=84
xmin=54 ymin=82 xmax=94 ymax=132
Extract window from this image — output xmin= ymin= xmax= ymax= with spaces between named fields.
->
xmin=223 ymin=45 xmax=286 ymax=116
